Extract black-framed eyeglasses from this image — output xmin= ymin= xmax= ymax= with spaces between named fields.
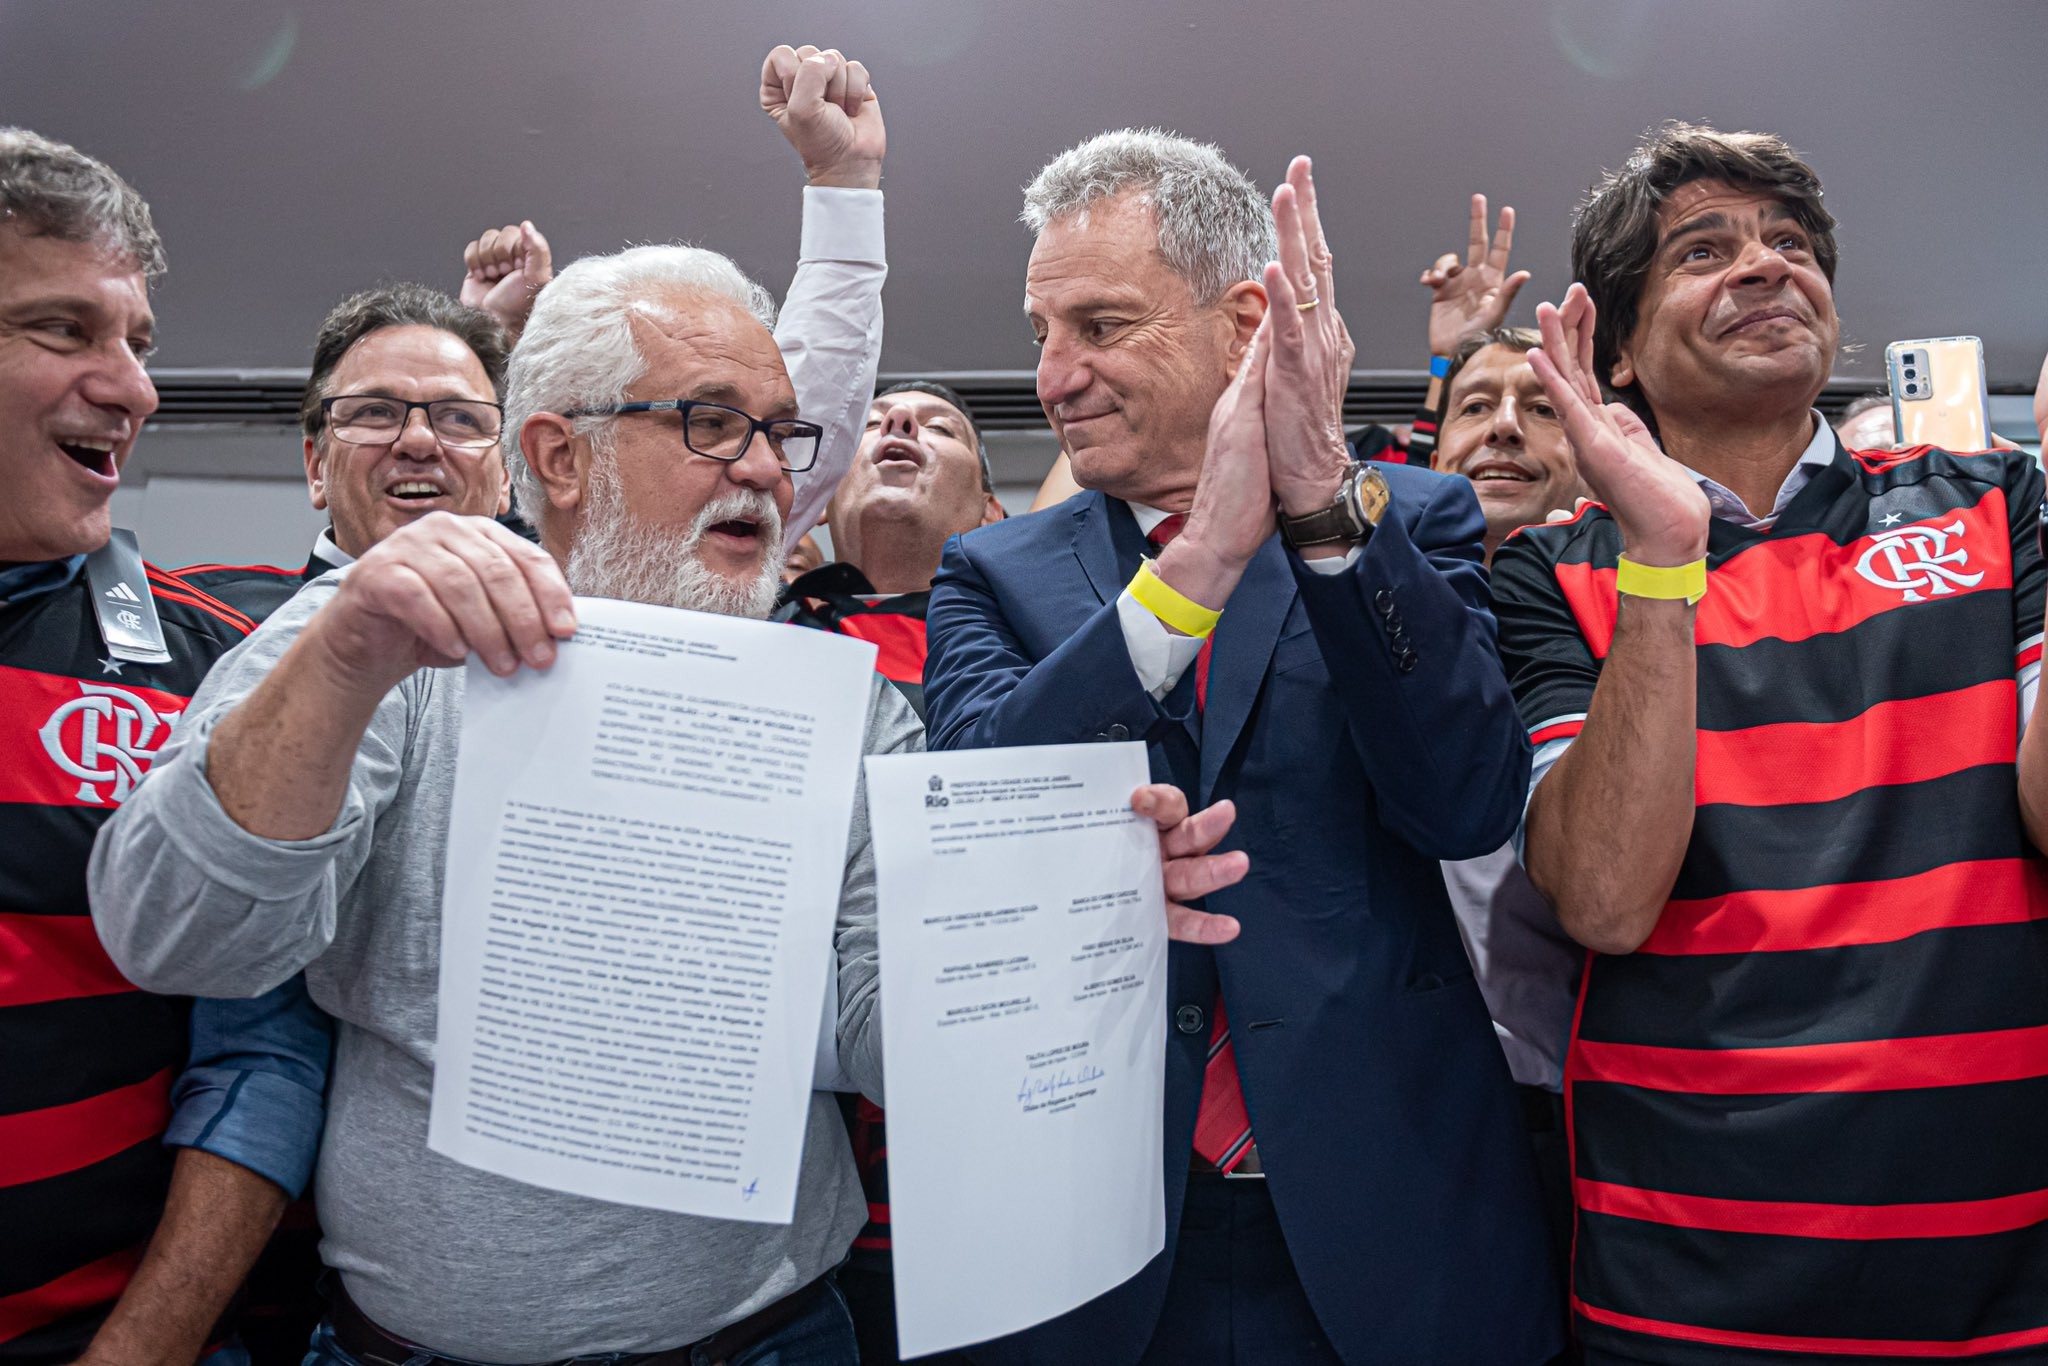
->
xmin=320 ymin=394 xmax=504 ymax=450
xmin=561 ymin=399 xmax=823 ymax=473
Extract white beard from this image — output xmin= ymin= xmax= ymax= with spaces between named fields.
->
xmin=564 ymin=459 xmax=786 ymax=619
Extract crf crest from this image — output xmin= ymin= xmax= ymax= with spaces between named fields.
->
xmin=38 ymin=681 xmax=182 ymax=804
xmin=1855 ymin=520 xmax=1986 ymax=603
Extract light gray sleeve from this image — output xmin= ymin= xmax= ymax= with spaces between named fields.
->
xmin=834 ymin=675 xmax=926 ymax=1105
xmin=778 ymin=185 xmax=886 ymax=545
xmin=89 ymin=580 xmax=419 ymax=999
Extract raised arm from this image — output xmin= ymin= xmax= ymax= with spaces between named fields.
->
xmin=759 ymin=43 xmax=888 ymax=543
xmin=1518 ymin=285 xmax=1712 ymax=953
xmin=1410 ymin=194 xmax=1530 ymax=464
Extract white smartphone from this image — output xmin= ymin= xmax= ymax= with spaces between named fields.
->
xmin=1887 ymin=337 xmax=1992 ymax=451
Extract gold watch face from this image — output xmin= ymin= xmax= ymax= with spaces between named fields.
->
xmin=1354 ymin=466 xmax=1391 ymax=527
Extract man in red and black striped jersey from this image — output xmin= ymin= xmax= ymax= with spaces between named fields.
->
xmin=1493 ymin=121 xmax=2048 ymax=1360
xmin=780 ymin=378 xmax=1001 ymax=1366
xmin=0 ymin=129 xmax=329 ymax=1365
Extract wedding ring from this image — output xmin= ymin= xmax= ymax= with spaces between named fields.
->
xmin=1296 ymin=296 xmax=1320 ymax=312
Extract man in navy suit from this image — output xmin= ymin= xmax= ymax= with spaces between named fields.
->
xmin=923 ymin=130 xmax=1559 ymax=1365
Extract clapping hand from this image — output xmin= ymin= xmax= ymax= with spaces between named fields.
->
xmin=1260 ymin=156 xmax=1356 ymax=523
xmin=1421 ymin=194 xmax=1532 ymax=357
xmin=1527 ymin=285 xmax=1709 ymax=566
xmin=1167 ymin=309 xmax=1277 ymax=594
xmin=460 ymin=221 xmax=553 ymax=341
xmin=760 ymin=44 xmax=886 ymax=190
xmin=1133 ymin=785 xmax=1247 ymax=945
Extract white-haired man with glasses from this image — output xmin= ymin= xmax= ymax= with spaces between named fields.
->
xmin=92 ymin=229 xmax=1252 ymax=1364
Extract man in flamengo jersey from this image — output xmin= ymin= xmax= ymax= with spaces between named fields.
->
xmin=778 ymin=377 xmax=1002 ymax=1366
xmin=1492 ymin=120 xmax=2048 ymax=1361
xmin=0 ymin=128 xmax=329 ymax=1364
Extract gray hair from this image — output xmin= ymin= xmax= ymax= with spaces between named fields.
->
xmin=0 ymin=127 xmax=166 ymax=282
xmin=1021 ymin=128 xmax=1275 ymax=305
xmin=502 ymin=244 xmax=777 ymax=523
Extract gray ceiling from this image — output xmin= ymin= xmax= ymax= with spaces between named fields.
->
xmin=5 ymin=0 xmax=2045 ymax=388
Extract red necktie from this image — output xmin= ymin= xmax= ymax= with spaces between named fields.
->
xmin=1147 ymin=515 xmax=1254 ymax=1172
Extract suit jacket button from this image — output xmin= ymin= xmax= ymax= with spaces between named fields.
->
xmin=1397 ymin=649 xmax=1419 ymax=673
xmin=1375 ymin=588 xmax=1396 ymax=617
xmin=1102 ymin=723 xmax=1129 ymax=741
xmin=1175 ymin=1004 xmax=1206 ymax=1035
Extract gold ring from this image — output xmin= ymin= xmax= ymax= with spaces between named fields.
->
xmin=1296 ymin=296 xmax=1320 ymax=312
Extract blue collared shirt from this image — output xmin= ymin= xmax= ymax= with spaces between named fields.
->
xmin=170 ymin=978 xmax=333 ymax=1195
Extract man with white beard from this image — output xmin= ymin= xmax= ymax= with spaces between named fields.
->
xmin=88 ymin=243 xmax=1250 ymax=1366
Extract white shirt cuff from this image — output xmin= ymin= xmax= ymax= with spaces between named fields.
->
xmin=1116 ymin=590 xmax=1205 ymax=699
xmin=799 ymin=185 xmax=885 ymax=263
xmin=1299 ymin=545 xmax=1364 ymax=575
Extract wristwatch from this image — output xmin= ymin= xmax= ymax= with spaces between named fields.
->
xmin=1278 ymin=462 xmax=1390 ymax=550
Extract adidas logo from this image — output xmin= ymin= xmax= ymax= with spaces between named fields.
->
xmin=103 ymin=582 xmax=143 ymax=604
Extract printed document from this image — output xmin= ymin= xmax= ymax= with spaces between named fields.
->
xmin=429 ymin=597 xmax=876 ymax=1223
xmin=865 ymin=742 xmax=1167 ymax=1357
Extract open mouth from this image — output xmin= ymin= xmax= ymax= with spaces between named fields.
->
xmin=1468 ymin=462 xmax=1536 ymax=486
xmin=57 ymin=437 xmax=119 ymax=478
xmin=386 ymin=479 xmax=448 ymax=504
xmin=873 ymin=437 xmax=924 ymax=469
xmin=706 ymin=518 xmax=762 ymax=543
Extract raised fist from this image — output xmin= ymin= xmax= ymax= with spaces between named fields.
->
xmin=760 ymin=44 xmax=886 ymax=190
xmin=460 ymin=221 xmax=553 ymax=340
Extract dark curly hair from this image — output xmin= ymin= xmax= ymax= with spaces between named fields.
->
xmin=1572 ymin=121 xmax=1836 ymax=418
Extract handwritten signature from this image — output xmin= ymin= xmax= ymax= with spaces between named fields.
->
xmin=1016 ymin=1064 xmax=1107 ymax=1108
xmin=741 ymin=1179 xmax=759 ymax=1202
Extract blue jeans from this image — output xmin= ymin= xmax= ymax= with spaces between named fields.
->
xmin=300 ymin=1280 xmax=858 ymax=1366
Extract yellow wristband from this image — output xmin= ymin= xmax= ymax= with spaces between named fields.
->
xmin=1615 ymin=555 xmax=1708 ymax=605
xmin=1128 ymin=560 xmax=1222 ymax=638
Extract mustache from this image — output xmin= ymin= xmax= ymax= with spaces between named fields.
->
xmin=685 ymin=488 xmax=784 ymax=549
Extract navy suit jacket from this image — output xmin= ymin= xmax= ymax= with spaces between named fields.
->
xmin=923 ymin=466 xmax=1559 ymax=1366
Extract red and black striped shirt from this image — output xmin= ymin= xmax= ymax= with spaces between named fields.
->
xmin=0 ymin=562 xmax=253 ymax=1360
xmin=1493 ymin=438 xmax=2048 ymax=1360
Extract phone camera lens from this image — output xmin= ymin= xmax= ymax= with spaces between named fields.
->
xmin=1904 ymin=368 xmax=1918 ymax=379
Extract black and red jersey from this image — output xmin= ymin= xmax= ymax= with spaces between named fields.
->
xmin=1493 ymin=436 xmax=2048 ymax=1360
xmin=172 ymin=554 xmax=322 ymax=625
xmin=780 ymin=562 xmax=931 ymax=721
xmin=0 ymin=563 xmax=253 ymax=1361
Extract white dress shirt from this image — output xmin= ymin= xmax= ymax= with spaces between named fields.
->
xmin=1116 ymin=500 xmax=1359 ymax=700
xmin=1441 ymin=846 xmax=1579 ymax=1091
xmin=311 ymin=528 xmax=353 ymax=572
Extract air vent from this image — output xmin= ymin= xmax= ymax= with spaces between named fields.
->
xmin=143 ymin=367 xmax=1917 ymax=430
